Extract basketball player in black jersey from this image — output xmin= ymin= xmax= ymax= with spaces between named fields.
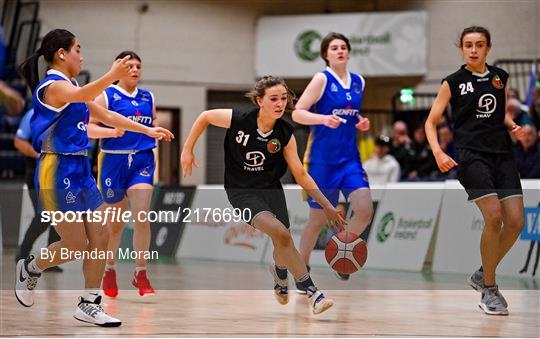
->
xmin=425 ymin=26 xmax=525 ymax=315
xmin=181 ymin=76 xmax=345 ymax=315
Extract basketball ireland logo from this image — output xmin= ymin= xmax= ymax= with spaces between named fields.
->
xmin=376 ymin=212 xmax=395 ymax=243
xmin=492 ymin=75 xmax=504 ymax=89
xmin=476 ymin=93 xmax=497 ymax=118
xmin=294 ymin=30 xmax=321 ymax=62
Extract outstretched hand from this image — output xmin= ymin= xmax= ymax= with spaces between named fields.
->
xmin=146 ymin=126 xmax=174 ymax=142
xmin=181 ymin=151 xmax=199 ymax=178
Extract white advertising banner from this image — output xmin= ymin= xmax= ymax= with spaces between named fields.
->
xmin=176 ymin=186 xmax=269 ymax=263
xmin=432 ymin=180 xmax=540 ymax=278
xmin=366 ymin=182 xmax=444 ymax=271
xmin=263 ymin=185 xmax=385 ymax=267
xmin=256 ymin=11 xmax=427 ymax=77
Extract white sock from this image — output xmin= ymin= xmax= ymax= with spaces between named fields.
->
xmin=27 ymin=257 xmax=43 ymax=274
xmin=135 ymin=266 xmax=146 ymax=274
xmin=105 ymin=263 xmax=116 ymax=271
xmin=84 ymin=289 xmax=101 ymax=303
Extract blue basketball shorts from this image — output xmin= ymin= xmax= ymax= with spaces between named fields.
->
xmin=97 ymin=149 xmax=155 ymax=204
xmin=35 ymin=153 xmax=103 ymax=212
xmin=306 ymin=159 xmax=369 ymax=209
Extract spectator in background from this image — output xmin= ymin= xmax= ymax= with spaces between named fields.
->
xmin=507 ymin=97 xmax=534 ymax=128
xmin=363 ymin=135 xmax=400 ymax=185
xmin=508 ymin=87 xmax=530 ymax=113
xmin=438 ymin=124 xmax=456 ymax=160
xmin=514 ymin=124 xmax=540 ymax=178
xmin=408 ymin=125 xmax=438 ymax=180
xmin=0 ymin=81 xmax=24 ymax=115
xmin=529 ymin=86 xmax=540 ymax=131
xmin=13 ymin=109 xmax=62 ymax=271
xmin=389 ymin=120 xmax=414 ymax=179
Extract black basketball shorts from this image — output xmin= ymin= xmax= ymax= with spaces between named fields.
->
xmin=226 ymin=188 xmax=290 ymax=228
xmin=456 ymin=148 xmax=523 ymax=202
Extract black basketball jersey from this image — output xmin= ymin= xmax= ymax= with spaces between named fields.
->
xmin=444 ymin=64 xmax=512 ymax=154
xmin=224 ymin=108 xmax=295 ymax=189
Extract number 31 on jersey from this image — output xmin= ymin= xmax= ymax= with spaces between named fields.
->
xmin=236 ymin=131 xmax=250 ymax=146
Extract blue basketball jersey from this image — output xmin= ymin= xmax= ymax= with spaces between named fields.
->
xmin=100 ymin=85 xmax=156 ymax=151
xmin=303 ymin=68 xmax=365 ymax=165
xmin=31 ymin=70 xmax=91 ymax=154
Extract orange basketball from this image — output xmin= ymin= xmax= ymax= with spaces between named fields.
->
xmin=325 ymin=231 xmax=367 ymax=274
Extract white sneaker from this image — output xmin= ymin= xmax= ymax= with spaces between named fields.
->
xmin=15 ymin=256 xmax=41 ymax=307
xmin=73 ymin=296 xmax=122 ymax=327
xmin=308 ymin=288 xmax=334 ymax=315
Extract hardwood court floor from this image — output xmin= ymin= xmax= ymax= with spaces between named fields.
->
xmin=1 ymin=256 xmax=538 ymax=337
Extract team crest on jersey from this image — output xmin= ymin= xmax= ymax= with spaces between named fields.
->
xmin=492 ymin=75 xmax=504 ymax=89
xmin=113 ymin=93 xmax=122 ymax=101
xmin=141 ymin=93 xmax=150 ymax=102
xmin=331 ymin=83 xmax=338 ymax=92
xmin=66 ymin=191 xmax=76 ymax=204
xmin=267 ymin=139 xmax=281 ymax=153
xmin=140 ymin=167 xmax=151 ymax=177
xmin=353 ymin=82 xmax=361 ymax=94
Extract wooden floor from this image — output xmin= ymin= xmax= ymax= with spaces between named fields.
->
xmin=1 ymin=255 xmax=538 ymax=337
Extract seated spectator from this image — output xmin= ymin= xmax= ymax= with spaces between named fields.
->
xmin=507 ymin=97 xmax=534 ymax=128
xmin=389 ymin=120 xmax=414 ymax=179
xmin=438 ymin=124 xmax=456 ymax=160
xmin=508 ymin=87 xmax=530 ymax=112
xmin=514 ymin=125 xmax=540 ymax=178
xmin=408 ymin=125 xmax=438 ymax=180
xmin=0 ymin=81 xmax=24 ymax=115
xmin=363 ymin=135 xmax=400 ymax=185
xmin=529 ymin=86 xmax=540 ymax=131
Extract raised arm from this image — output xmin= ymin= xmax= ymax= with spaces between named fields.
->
xmin=292 ymin=73 xmax=341 ymax=128
xmin=44 ymin=56 xmax=131 ymax=107
xmin=181 ymin=109 xmax=232 ymax=177
xmin=425 ymin=81 xmax=457 ymax=173
xmin=283 ymin=135 xmax=345 ymax=227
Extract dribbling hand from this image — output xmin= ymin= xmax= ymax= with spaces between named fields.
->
xmin=323 ymin=205 xmax=347 ymax=228
xmin=434 ymin=150 xmax=457 ymax=173
xmin=181 ymin=151 xmax=199 ymax=178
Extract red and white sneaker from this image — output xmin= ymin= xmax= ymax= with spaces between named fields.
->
xmin=132 ymin=270 xmax=155 ymax=297
xmin=102 ymin=268 xmax=118 ymax=298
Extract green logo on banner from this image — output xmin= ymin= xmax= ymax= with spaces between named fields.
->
xmin=377 ymin=212 xmax=395 ymax=243
xmin=294 ymin=30 xmax=321 ymax=62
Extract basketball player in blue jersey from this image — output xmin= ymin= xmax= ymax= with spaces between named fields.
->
xmin=425 ymin=26 xmax=525 ymax=315
xmin=15 ymin=29 xmax=173 ymax=327
xmin=292 ymin=32 xmax=373 ymax=285
xmin=181 ymin=76 xmax=345 ymax=314
xmin=88 ymin=51 xmax=157 ymax=298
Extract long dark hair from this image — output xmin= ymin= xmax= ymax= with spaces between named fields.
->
xmin=245 ymin=75 xmax=296 ymax=111
xmin=18 ymin=29 xmax=76 ymax=92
